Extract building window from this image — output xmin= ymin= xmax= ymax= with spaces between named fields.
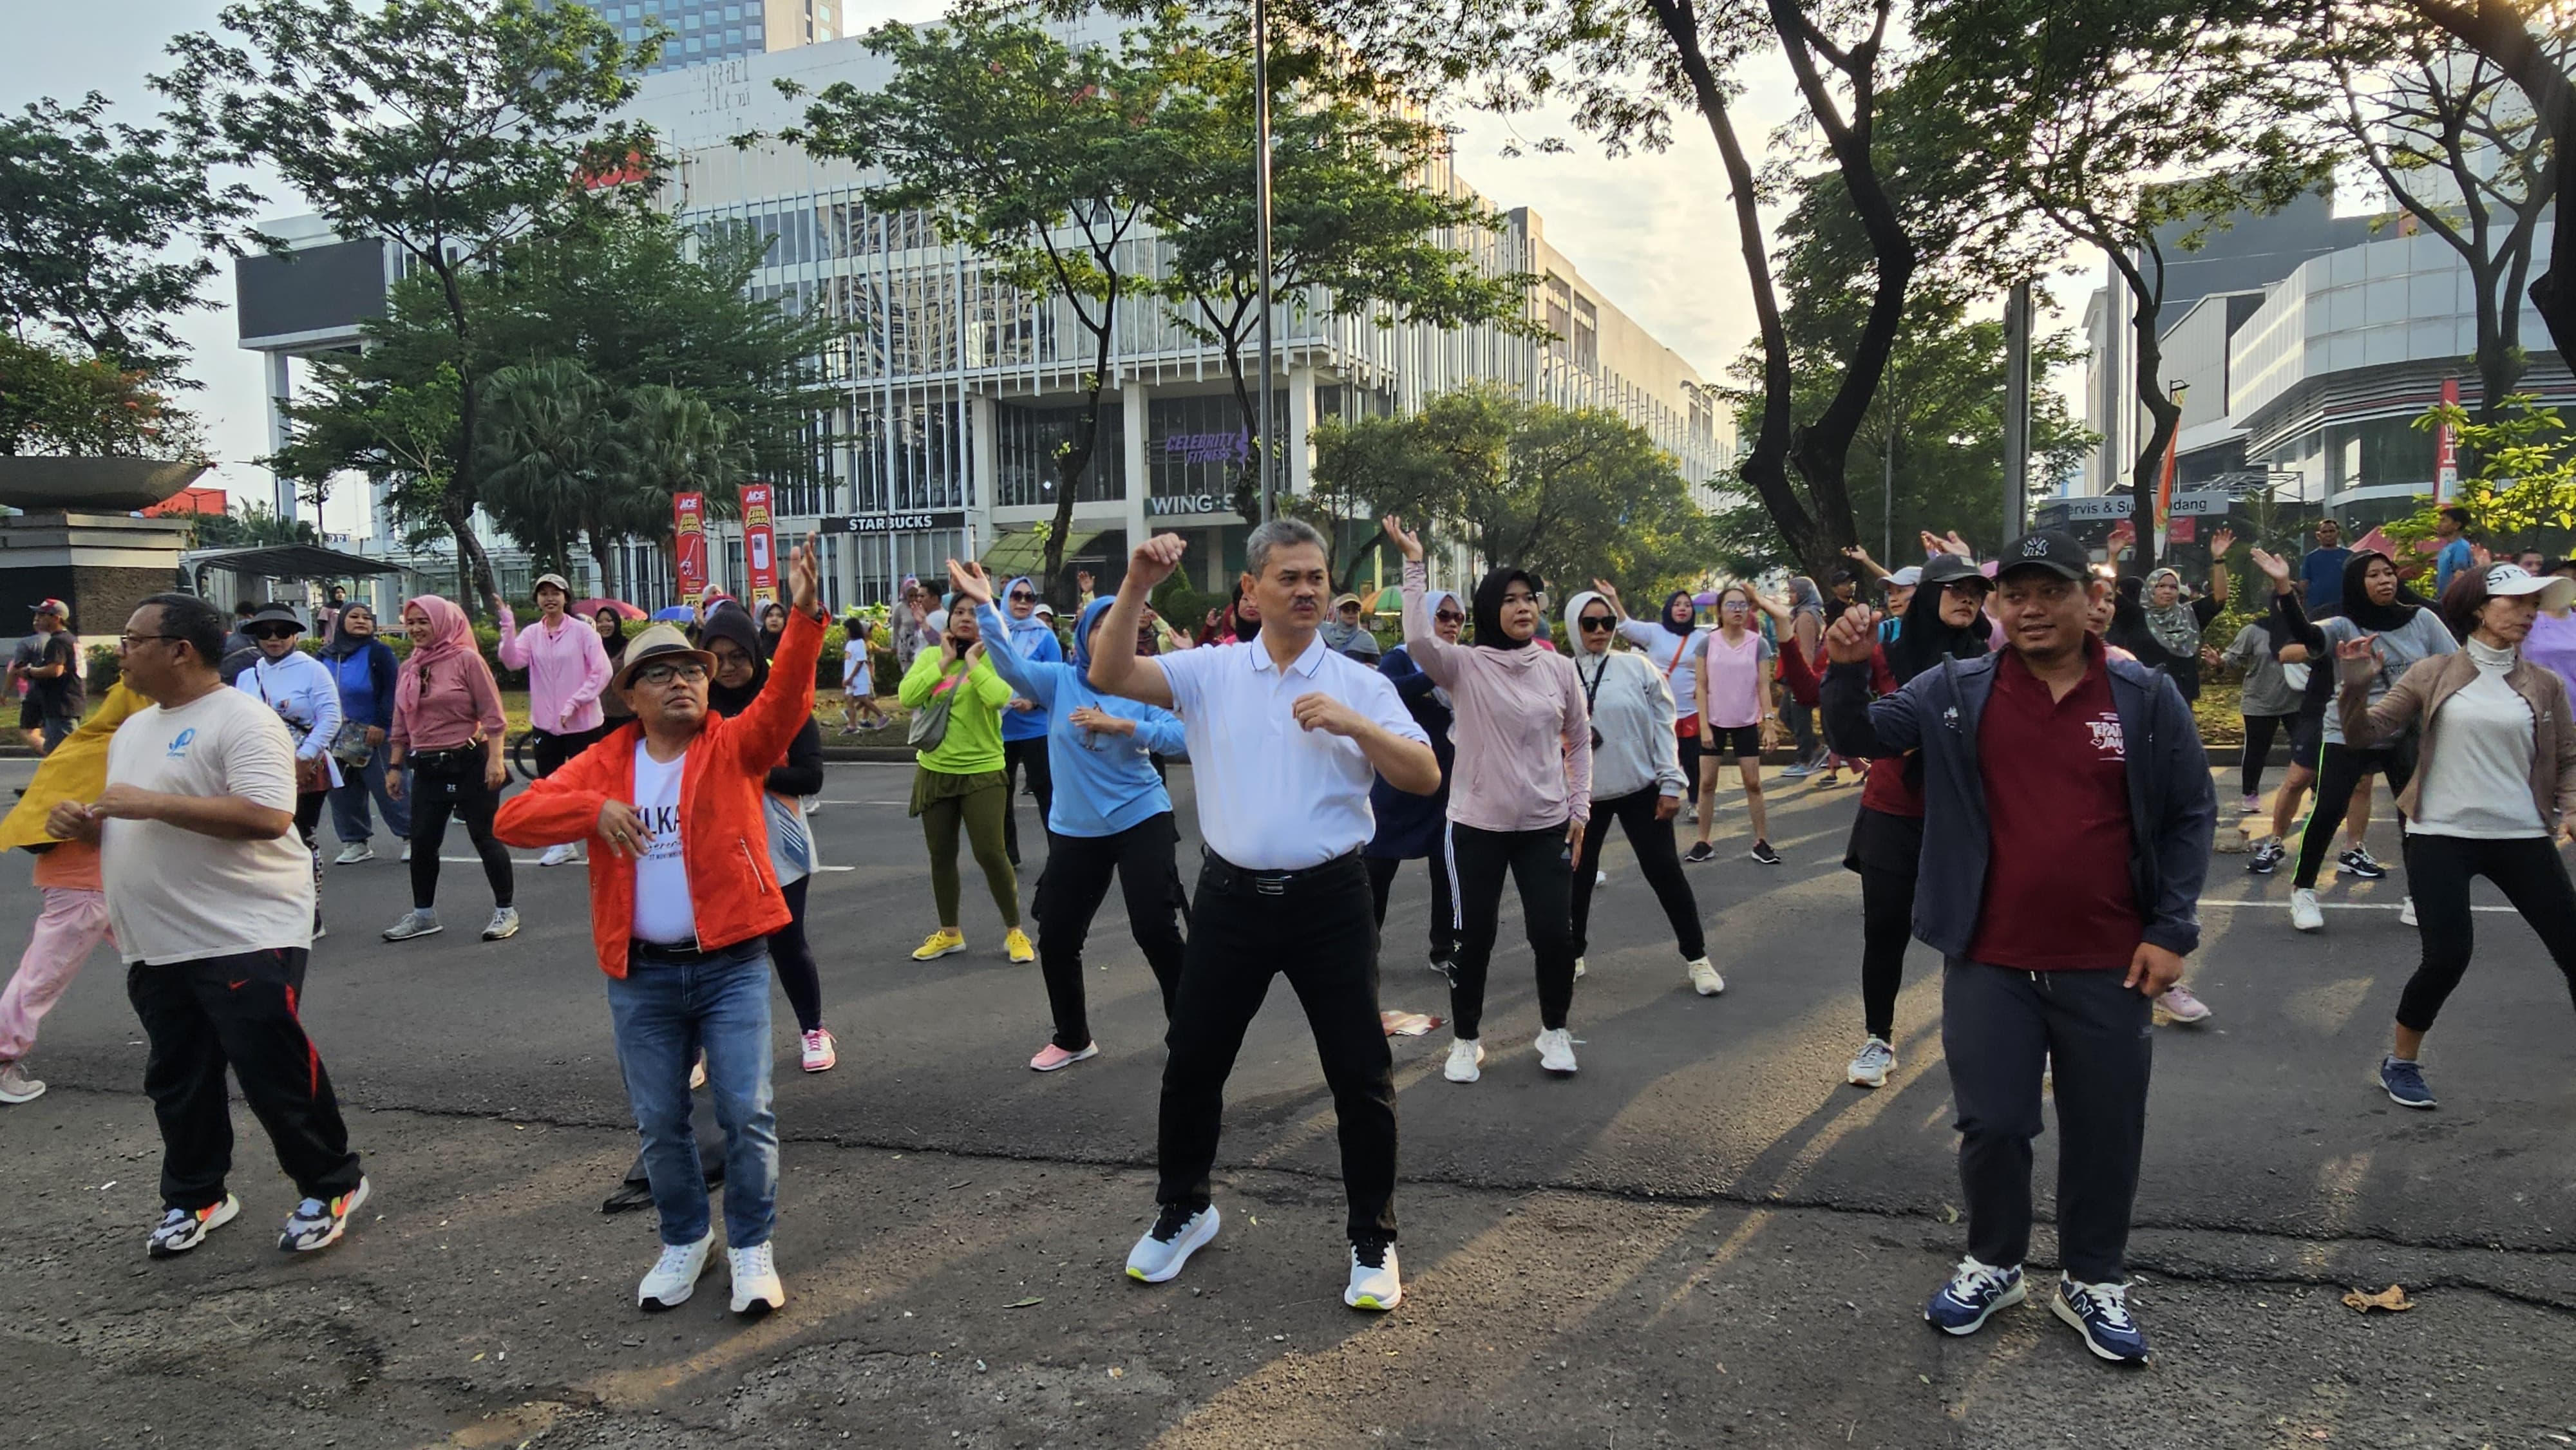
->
xmin=724 ymin=1 xmax=742 ymax=17
xmin=994 ymin=400 xmax=1126 ymax=509
xmin=685 ymin=34 xmax=701 ymax=50
xmin=1148 ymin=393 xmax=1286 ymax=511
xmin=683 ymin=10 xmax=701 ymax=26
xmin=726 ymin=25 xmax=741 ymax=41
xmin=1542 ymin=272 xmax=1571 ymax=352
xmin=1573 ymin=294 xmax=1598 ymax=372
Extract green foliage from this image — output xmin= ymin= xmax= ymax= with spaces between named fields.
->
xmin=2396 ymin=395 xmax=2576 ymax=541
xmin=0 ymin=335 xmax=207 ymax=459
xmin=190 ymin=501 xmax=319 ymax=548
xmin=1309 ymin=384 xmax=1717 ymax=598
xmin=0 ymin=91 xmax=255 ymax=380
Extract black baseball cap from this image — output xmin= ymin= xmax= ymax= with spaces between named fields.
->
xmin=1919 ymin=553 xmax=1985 ymax=587
xmin=1996 ymin=530 xmax=2091 ymax=583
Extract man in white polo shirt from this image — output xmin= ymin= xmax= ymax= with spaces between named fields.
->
xmin=1090 ymin=520 xmax=1441 ymax=1310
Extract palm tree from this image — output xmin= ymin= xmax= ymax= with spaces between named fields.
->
xmin=614 ymin=383 xmax=749 ymax=595
xmin=478 ymin=359 xmax=613 ymax=583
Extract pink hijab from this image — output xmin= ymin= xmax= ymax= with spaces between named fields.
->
xmin=393 ymin=594 xmax=480 ymax=721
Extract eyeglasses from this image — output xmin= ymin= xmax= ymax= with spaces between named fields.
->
xmin=1009 ymin=590 xmax=1037 ymax=603
xmin=634 ymin=662 xmax=710 ymax=686
xmin=1721 ymin=601 xmax=1750 ymax=612
xmin=1579 ymin=616 xmax=1616 ymax=632
xmin=118 ymin=632 xmax=176 ymax=649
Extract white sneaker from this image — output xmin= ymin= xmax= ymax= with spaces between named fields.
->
xmin=0 ymin=1060 xmax=43 ymax=1104
xmin=1572 ymin=956 xmax=1586 ymax=981
xmin=2398 ymin=895 xmax=2418 ymax=927
xmin=638 ymin=1230 xmax=713 ymax=1309
xmin=539 ymin=843 xmax=578 ymax=867
xmin=1534 ymin=1027 xmax=1578 ymax=1075
xmin=481 ymin=907 xmax=520 ymax=941
xmin=1846 ymin=1036 xmax=1895 ymax=1088
xmin=1687 ymin=957 xmax=1724 ymax=995
xmin=2290 ymin=887 xmax=2324 ymax=933
xmin=381 ymin=909 xmax=442 ymax=942
xmin=1345 ymin=1239 xmax=1401 ymax=1311
xmin=1442 ymin=1037 xmax=1484 ymax=1083
xmin=728 ymin=1242 xmax=785 ymax=1315
xmin=800 ymin=1028 xmax=837 ymax=1073
xmin=333 ymin=842 xmax=374 ymax=865
xmin=1126 ymin=1203 xmax=1220 ymax=1283
xmin=400 ymin=841 xmax=412 ymax=863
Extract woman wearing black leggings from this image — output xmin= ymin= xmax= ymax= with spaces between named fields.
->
xmin=1821 ymin=555 xmax=1989 ymax=1088
xmin=2336 ymin=561 xmax=2576 ymax=1109
xmin=1560 ymin=590 xmax=1714 ymax=992
xmin=381 ymin=594 xmax=517 ymax=943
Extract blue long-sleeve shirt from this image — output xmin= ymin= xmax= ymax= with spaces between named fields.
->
xmin=996 ymin=576 xmax=1062 ymax=743
xmin=976 ymin=599 xmax=1186 ymax=837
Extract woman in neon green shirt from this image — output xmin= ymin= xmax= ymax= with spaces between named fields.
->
xmin=900 ymin=595 xmax=1028 ymax=963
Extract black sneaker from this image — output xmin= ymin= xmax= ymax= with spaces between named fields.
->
xmin=2338 ymin=846 xmax=2388 ymax=880
xmin=1749 ymin=841 xmax=1782 ymax=866
xmin=2245 ymin=840 xmax=2284 ymax=875
xmin=1685 ymin=842 xmax=1715 ymax=864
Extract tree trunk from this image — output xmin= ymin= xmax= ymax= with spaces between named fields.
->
xmin=1042 ymin=366 xmax=1115 ymax=612
xmin=1218 ymin=322 xmax=1263 ymax=524
xmin=2127 ymin=312 xmax=2179 ymax=583
xmin=2412 ymin=0 xmax=2576 ymax=366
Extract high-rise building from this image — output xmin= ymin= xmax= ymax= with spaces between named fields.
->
xmin=563 ymin=0 xmax=842 ymax=74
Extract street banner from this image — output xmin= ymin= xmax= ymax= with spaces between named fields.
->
xmin=674 ymin=493 xmax=708 ymax=607
xmin=2152 ymin=388 xmax=2185 ymax=560
xmin=741 ymin=483 xmax=779 ymax=604
xmin=2434 ymin=377 xmax=2461 ymax=505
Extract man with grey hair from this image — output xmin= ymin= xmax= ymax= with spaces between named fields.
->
xmin=1090 ymin=518 xmax=1440 ymax=1311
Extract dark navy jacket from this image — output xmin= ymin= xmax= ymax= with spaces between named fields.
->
xmin=1365 ymin=645 xmax=1455 ymax=861
xmin=1821 ymin=648 xmax=2215 ymax=959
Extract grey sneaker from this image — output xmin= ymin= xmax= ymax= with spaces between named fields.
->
xmin=278 ymin=1177 xmax=370 ymax=1252
xmin=0 ymin=1060 xmax=44 ymax=1104
xmin=381 ymin=910 xmax=443 ymax=942
xmin=481 ymin=907 xmax=521 ymax=941
xmin=333 ymin=842 xmax=374 ymax=865
xmin=1846 ymin=1036 xmax=1895 ymax=1088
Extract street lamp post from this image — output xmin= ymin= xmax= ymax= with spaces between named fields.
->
xmin=1251 ymin=0 xmax=1276 ymax=526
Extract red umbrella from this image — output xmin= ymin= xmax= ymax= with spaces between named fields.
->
xmin=574 ymin=598 xmax=647 ymax=619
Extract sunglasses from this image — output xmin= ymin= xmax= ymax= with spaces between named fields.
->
xmin=1009 ymin=590 xmax=1038 ymax=603
xmin=249 ymin=625 xmax=301 ymax=641
xmin=1434 ymin=610 xmax=1466 ymax=625
xmin=1579 ymin=616 xmax=1616 ymax=632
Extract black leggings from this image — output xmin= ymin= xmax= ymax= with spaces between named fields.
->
xmin=1860 ymin=865 xmax=1914 ymax=1042
xmin=1367 ymin=852 xmax=1455 ymax=963
xmin=1001 ymin=735 xmax=1054 ymax=867
xmin=2240 ymin=713 xmax=2296 ymax=798
xmin=1569 ymin=786 xmax=1704 ymax=961
xmin=532 ymin=723 xmax=608 ymax=779
xmin=2293 ymin=743 xmax=2412 ymax=888
xmin=2396 ymin=833 xmax=2576 ymax=1033
xmin=1675 ymin=726 xmax=1705 ymax=811
xmin=1034 ymin=814 xmax=1189 ymax=1050
xmin=1444 ymin=822 xmax=1578 ymax=1039
xmin=407 ymin=753 xmax=514 ymax=911
xmin=295 ymin=789 xmax=327 ymax=928
xmin=770 ymin=876 xmax=822 ymax=1033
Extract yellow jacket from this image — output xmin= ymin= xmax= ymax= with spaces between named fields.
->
xmin=0 ymin=683 xmax=148 ymax=851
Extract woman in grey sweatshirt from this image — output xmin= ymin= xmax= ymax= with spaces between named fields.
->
xmin=1563 ymin=590 xmax=1719 ymax=997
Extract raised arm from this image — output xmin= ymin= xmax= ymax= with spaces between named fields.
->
xmin=1088 ymin=534 xmax=1180 ymax=710
xmin=1842 ymin=545 xmax=1889 ymax=583
xmin=2338 ymin=641 xmax=2435 ymax=750
xmin=1382 ymin=515 xmax=1461 ymax=685
xmin=2251 ymin=549 xmax=2325 ymax=651
xmin=494 ymin=605 xmax=531 ymax=671
xmin=954 ymin=558 xmax=1059 ymax=711
xmin=725 ymin=543 xmax=826 ymax=775
xmin=2201 ymin=526 xmax=2235 ymax=617
xmin=1817 ymin=606 xmax=1924 ymax=758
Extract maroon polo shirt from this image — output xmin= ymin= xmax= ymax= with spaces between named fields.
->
xmin=1965 ymin=634 xmax=2140 ymax=970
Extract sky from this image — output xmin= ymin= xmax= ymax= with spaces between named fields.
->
xmin=5 ymin=0 xmax=2098 ymax=542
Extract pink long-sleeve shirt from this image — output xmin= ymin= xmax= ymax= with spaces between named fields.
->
xmin=497 ymin=605 xmax=613 ymax=734
xmin=1401 ymin=560 xmax=1591 ymax=831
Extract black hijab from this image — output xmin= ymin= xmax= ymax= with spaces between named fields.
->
xmin=1472 ymin=567 xmax=1538 ymax=651
xmin=1659 ymin=590 xmax=1696 ymax=637
xmin=699 ymin=603 xmax=769 ymax=717
xmin=595 ymin=608 xmax=627 ymax=659
xmin=1886 ymin=579 xmax=1991 ymax=686
xmin=2340 ymin=549 xmax=2423 ymax=633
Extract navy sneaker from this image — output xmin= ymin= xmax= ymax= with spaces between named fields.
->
xmin=2244 ymin=840 xmax=2284 ymax=875
xmin=1923 ymin=1257 xmax=2025 ymax=1336
xmin=2338 ymin=845 xmax=2388 ymax=880
xmin=2050 ymin=1276 xmax=2149 ymax=1364
xmin=2380 ymin=1055 xmax=2438 ymax=1109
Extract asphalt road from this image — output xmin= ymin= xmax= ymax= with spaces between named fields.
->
xmin=3 ymin=758 xmax=2573 ymax=1448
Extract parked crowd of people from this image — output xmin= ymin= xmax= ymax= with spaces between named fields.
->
xmin=3 ymin=504 xmax=2573 ymax=1373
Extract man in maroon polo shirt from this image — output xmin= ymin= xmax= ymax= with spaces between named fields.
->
xmin=1819 ymin=528 xmax=2215 ymax=1366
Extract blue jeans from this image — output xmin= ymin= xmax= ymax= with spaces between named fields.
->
xmin=604 ymin=941 xmax=779 ymax=1248
xmin=328 ymin=754 xmax=412 ymax=845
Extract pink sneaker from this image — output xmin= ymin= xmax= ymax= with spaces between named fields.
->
xmin=800 ymin=1029 xmax=837 ymax=1073
xmin=1028 ymin=1041 xmax=1099 ymax=1073
xmin=2154 ymin=986 xmax=2212 ymax=1024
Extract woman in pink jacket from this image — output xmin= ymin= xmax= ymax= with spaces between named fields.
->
xmin=497 ymin=572 xmax=613 ymax=866
xmin=1383 ymin=516 xmax=1592 ymax=1084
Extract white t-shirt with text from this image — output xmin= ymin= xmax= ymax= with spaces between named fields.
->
xmin=103 ymin=687 xmax=313 ymax=964
xmin=630 ymin=743 xmax=697 ymax=945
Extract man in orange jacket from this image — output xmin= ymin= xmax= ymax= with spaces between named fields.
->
xmin=497 ymin=542 xmax=823 ymax=1318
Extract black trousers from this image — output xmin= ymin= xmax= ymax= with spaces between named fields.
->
xmin=408 ymin=751 xmax=514 ymax=911
xmin=1034 ymin=813 xmax=1189 ymax=1050
xmin=2396 ymin=833 xmax=2576 ymax=1033
xmin=1365 ymin=852 xmax=1455 ymax=964
xmin=1845 ymin=806 xmax=1924 ymax=1042
xmin=128 ymin=948 xmax=362 ymax=1210
xmin=2293 ymin=742 xmax=2413 ymax=888
xmin=1445 ymin=821 xmax=1578 ymax=1039
xmin=1000 ymin=735 xmax=1054 ymax=867
xmin=294 ymin=787 xmax=327 ymax=929
xmin=532 ymin=722 xmax=608 ymax=778
xmin=771 ymin=876 xmax=822 ymax=1033
xmin=2240 ymin=713 xmax=2296 ymax=797
xmin=1675 ymin=726 xmax=1705 ymax=811
xmin=1942 ymin=959 xmax=2152 ymax=1284
xmin=1569 ymin=787 xmax=1705 ymax=961
xmin=1157 ymin=853 xmax=1396 ymax=1241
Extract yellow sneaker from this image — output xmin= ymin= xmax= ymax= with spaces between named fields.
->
xmin=1004 ymin=927 xmax=1036 ymax=963
xmin=911 ymin=928 xmax=965 ymax=961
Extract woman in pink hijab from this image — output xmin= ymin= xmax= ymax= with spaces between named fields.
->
xmin=383 ymin=596 xmax=519 ymax=945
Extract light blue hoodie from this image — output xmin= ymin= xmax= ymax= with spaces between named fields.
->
xmin=975 ymin=596 xmax=1186 ymax=837
xmin=998 ymin=576 xmax=1062 ymax=743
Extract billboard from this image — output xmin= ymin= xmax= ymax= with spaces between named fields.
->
xmin=741 ymin=484 xmax=779 ymax=604
xmin=674 ymin=493 xmax=708 ymax=606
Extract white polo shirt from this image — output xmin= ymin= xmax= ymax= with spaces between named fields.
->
xmin=1156 ymin=633 xmax=1428 ymax=871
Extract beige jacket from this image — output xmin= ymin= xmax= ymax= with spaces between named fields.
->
xmin=2340 ymin=649 xmax=2576 ymax=828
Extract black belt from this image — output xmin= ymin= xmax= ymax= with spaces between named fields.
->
xmin=1198 ymin=847 xmax=1364 ymax=897
xmin=629 ymin=937 xmax=720 ymax=965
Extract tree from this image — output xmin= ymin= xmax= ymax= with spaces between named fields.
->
xmin=1922 ymin=0 xmax=2328 ymax=577
xmin=1305 ymin=391 xmax=1512 ymax=592
xmin=190 ymin=500 xmax=321 ymax=548
xmin=782 ymin=12 xmax=1152 ymax=607
xmin=616 ymin=384 xmax=752 ymax=591
xmin=2391 ymin=392 xmax=2576 ymax=541
xmin=1132 ymin=15 xmax=1542 ymax=521
xmin=0 ymin=335 xmax=207 ymax=459
xmin=478 ymin=359 xmax=619 ymax=579
xmin=0 ymin=92 xmax=254 ymax=379
xmin=156 ymin=0 xmax=665 ymax=612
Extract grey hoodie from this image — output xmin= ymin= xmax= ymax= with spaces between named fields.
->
xmin=1564 ymin=590 xmax=1690 ymax=801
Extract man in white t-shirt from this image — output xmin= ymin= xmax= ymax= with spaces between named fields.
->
xmin=49 ymin=592 xmax=368 ymax=1260
xmin=497 ymin=542 xmax=826 ymax=1318
xmin=1089 ymin=521 xmax=1439 ymax=1312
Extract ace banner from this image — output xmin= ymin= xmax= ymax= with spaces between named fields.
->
xmin=674 ymin=492 xmax=708 ymax=605
xmin=741 ymin=484 xmax=779 ymax=603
